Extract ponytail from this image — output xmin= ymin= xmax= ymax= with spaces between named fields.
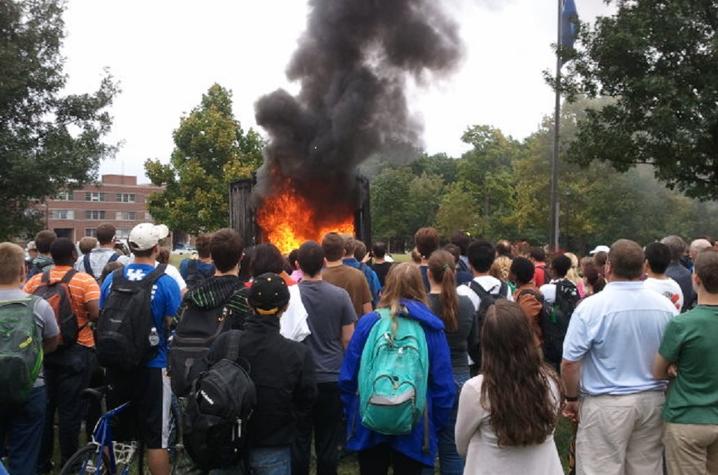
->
xmin=428 ymin=250 xmax=459 ymax=332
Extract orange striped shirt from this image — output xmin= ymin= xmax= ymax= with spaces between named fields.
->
xmin=24 ymin=265 xmax=101 ymax=348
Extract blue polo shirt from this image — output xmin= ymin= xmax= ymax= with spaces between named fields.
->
xmin=563 ymin=281 xmax=678 ymax=396
xmin=100 ymin=263 xmax=181 ymax=368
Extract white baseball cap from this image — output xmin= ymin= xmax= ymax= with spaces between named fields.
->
xmin=128 ymin=223 xmax=169 ymax=251
xmin=589 ymin=245 xmax=610 ymax=255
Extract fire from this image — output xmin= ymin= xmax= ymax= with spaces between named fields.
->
xmin=257 ymin=186 xmax=355 ymax=254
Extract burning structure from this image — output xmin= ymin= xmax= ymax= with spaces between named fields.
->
xmin=232 ymin=0 xmax=463 ymax=254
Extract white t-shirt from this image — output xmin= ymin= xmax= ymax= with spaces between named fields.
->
xmin=280 ymin=285 xmax=311 ymax=342
xmin=644 ymin=277 xmax=684 ymax=312
xmin=457 ymin=275 xmax=514 ymax=311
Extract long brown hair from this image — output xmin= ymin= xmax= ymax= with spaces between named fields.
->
xmin=427 ymin=250 xmax=458 ymax=332
xmin=378 ymin=262 xmax=428 ymax=326
xmin=480 ymin=300 xmax=560 ymax=447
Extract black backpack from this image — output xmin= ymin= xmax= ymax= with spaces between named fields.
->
xmin=168 ymin=302 xmax=231 ymax=397
xmin=467 ymin=280 xmax=508 ymax=367
xmin=183 ymin=331 xmax=257 ymax=470
xmin=95 ymin=264 xmax=167 ymax=371
xmin=184 ymin=260 xmax=212 ymax=291
xmin=541 ymin=279 xmax=580 ymax=368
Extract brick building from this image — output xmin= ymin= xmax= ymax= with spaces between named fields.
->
xmin=43 ymin=175 xmax=162 ymax=242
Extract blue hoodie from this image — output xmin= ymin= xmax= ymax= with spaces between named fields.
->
xmin=338 ymin=299 xmax=456 ymax=466
xmin=343 ymin=257 xmax=381 ymax=306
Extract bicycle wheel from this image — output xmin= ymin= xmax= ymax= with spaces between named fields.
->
xmin=59 ymin=444 xmax=109 ymax=475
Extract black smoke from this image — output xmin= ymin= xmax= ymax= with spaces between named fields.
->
xmin=254 ymin=0 xmax=463 ymax=221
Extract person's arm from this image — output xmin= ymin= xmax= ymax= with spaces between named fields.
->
xmin=341 ymin=324 xmax=354 ymax=349
xmin=359 ymin=276 xmax=373 ymax=315
xmin=654 ymin=319 xmax=681 ymax=380
xmin=560 ymin=306 xmax=591 ymax=422
xmin=82 ymin=276 xmax=102 ymax=322
xmin=561 ymin=359 xmax=582 ymax=422
xmin=35 ymin=299 xmax=60 ymax=353
xmin=455 ymin=381 xmax=483 ymax=458
xmin=653 ymin=353 xmax=677 ymax=380
xmin=427 ymin=330 xmax=456 ymax=432
xmin=85 ymin=299 xmax=100 ymax=322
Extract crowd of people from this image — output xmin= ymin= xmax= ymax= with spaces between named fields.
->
xmin=1 ymin=222 xmax=717 ymax=475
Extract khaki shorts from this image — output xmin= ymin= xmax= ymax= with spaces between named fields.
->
xmin=576 ymin=391 xmax=664 ymax=475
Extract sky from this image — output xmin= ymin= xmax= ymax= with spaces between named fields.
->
xmin=61 ymin=0 xmax=613 ymax=182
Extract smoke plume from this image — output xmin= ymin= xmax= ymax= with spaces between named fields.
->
xmin=254 ymin=0 xmax=463 ymax=221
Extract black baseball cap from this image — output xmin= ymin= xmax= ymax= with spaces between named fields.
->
xmin=249 ymin=272 xmax=290 ymax=315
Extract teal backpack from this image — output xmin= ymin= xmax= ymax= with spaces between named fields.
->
xmin=0 ymin=297 xmax=43 ymax=405
xmin=358 ymin=307 xmax=429 ymax=435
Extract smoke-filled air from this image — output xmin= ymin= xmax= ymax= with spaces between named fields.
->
xmin=254 ymin=0 xmax=464 ymax=228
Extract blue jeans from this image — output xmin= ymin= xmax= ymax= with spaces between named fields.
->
xmin=0 ymin=386 xmax=47 ymax=475
xmin=423 ymin=368 xmax=470 ymax=475
xmin=249 ymin=447 xmax=291 ymax=475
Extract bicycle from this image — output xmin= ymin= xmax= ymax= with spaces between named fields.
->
xmin=59 ymin=387 xmax=183 ymax=475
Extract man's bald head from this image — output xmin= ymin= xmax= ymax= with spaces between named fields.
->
xmin=690 ymin=239 xmax=713 ymax=261
xmin=608 ymin=239 xmax=645 ymax=280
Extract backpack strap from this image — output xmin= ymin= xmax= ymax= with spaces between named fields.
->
xmin=139 ymin=264 xmax=168 ymax=289
xmin=468 ymin=280 xmax=492 ymax=301
xmin=108 ymin=253 xmax=121 ymax=264
xmin=41 ymin=269 xmax=51 ymax=284
xmin=83 ymin=254 xmax=93 ymax=275
xmin=60 ymin=269 xmax=77 ymax=285
xmin=225 ymin=331 xmax=242 ymax=362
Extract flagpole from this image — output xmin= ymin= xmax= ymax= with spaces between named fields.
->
xmin=550 ymin=0 xmax=562 ymax=252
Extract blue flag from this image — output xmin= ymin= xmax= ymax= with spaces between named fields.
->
xmin=561 ymin=0 xmax=579 ymax=50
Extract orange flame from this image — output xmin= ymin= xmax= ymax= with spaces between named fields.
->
xmin=257 ymin=186 xmax=355 ymax=254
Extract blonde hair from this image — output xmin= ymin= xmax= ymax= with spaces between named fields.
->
xmin=490 ymin=255 xmax=512 ymax=282
xmin=564 ymin=252 xmax=581 ymax=285
xmin=0 ymin=242 xmax=26 ymax=285
xmin=378 ymin=263 xmax=428 ymax=331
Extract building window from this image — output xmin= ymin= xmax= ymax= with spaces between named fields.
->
xmin=85 ymin=192 xmax=105 ymax=202
xmin=116 ymin=193 xmax=136 ymax=203
xmin=85 ymin=210 xmax=106 ymax=220
xmin=115 ymin=211 xmax=137 ymax=221
xmin=85 ymin=228 xmax=97 ymax=237
xmin=116 ymin=229 xmax=130 ymax=239
xmin=49 ymin=210 xmax=74 ymax=220
xmin=55 ymin=191 xmax=73 ymax=201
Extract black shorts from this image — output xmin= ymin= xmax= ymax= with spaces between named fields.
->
xmin=107 ymin=367 xmax=171 ymax=449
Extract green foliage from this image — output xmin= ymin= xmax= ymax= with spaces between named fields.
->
xmin=0 ymin=0 xmax=118 ymax=239
xmin=561 ymin=0 xmax=718 ymax=199
xmin=145 ymin=84 xmax=263 ymax=235
xmin=434 ymin=182 xmax=483 ymax=238
xmin=371 ymin=100 xmax=718 ymax=251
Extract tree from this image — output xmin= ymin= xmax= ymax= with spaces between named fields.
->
xmin=0 ymin=0 xmax=118 ymax=239
xmin=457 ymin=125 xmax=521 ymax=238
xmin=561 ymin=1 xmax=718 ymax=199
xmin=434 ymin=181 xmax=483 ymax=238
xmin=370 ymin=167 xmax=415 ymax=247
xmin=145 ymin=84 xmax=263 ymax=235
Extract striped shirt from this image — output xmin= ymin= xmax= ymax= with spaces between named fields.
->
xmin=24 ymin=265 xmax=101 ymax=348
